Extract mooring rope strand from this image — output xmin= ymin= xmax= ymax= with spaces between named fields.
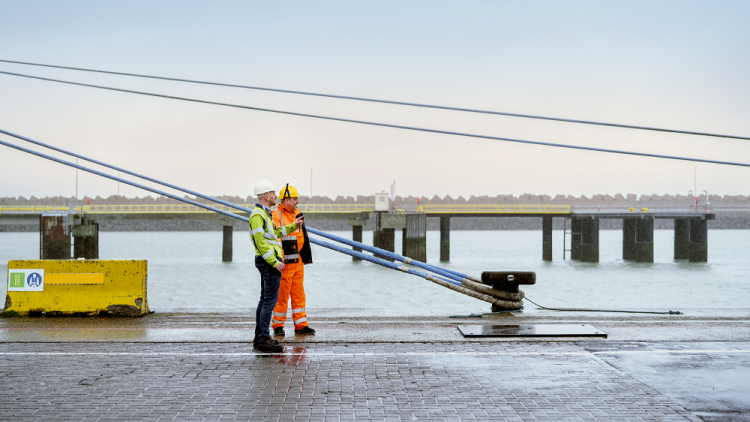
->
xmin=0 ymin=128 xmax=237 ymax=213
xmin=1 ymin=59 xmax=747 ymax=141
xmin=306 ymin=228 xmax=470 ymax=282
xmin=0 ymin=137 xmax=501 ymax=302
xmin=0 ymin=127 xmax=473 ymax=285
xmin=2 ymin=70 xmax=749 ymax=168
xmin=0 ymin=139 xmax=248 ymax=223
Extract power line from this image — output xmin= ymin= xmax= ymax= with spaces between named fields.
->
xmin=1 ymin=69 xmax=748 ymax=168
xmin=1 ymin=58 xmax=747 ymax=141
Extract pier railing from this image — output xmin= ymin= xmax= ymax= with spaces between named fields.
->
xmin=6 ymin=204 xmax=748 ymax=216
xmin=71 ymin=203 xmax=571 ymax=215
xmin=0 ymin=206 xmax=69 ymax=214
xmin=420 ymin=204 xmax=571 ymax=214
xmin=73 ymin=204 xmax=248 ymax=214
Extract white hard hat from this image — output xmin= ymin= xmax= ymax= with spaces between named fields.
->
xmin=253 ymin=180 xmax=276 ymax=195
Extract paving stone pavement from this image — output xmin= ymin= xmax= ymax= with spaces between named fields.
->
xmin=0 ymin=342 xmax=703 ymax=422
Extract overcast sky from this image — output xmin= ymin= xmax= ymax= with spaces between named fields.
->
xmin=1 ymin=1 xmax=748 ymax=202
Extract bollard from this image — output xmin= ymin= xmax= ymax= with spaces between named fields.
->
xmin=481 ymin=271 xmax=536 ymax=312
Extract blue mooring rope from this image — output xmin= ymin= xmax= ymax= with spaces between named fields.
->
xmin=0 ymin=134 xmax=467 ymax=289
xmin=1 ymin=59 xmax=748 ymax=141
xmin=1 ymin=70 xmax=748 ymax=168
xmin=0 ymin=128 xmax=474 ymax=285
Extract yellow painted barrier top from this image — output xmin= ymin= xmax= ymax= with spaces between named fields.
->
xmin=3 ymin=260 xmax=148 ymax=317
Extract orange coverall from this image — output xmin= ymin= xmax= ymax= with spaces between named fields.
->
xmin=271 ymin=206 xmax=309 ymax=330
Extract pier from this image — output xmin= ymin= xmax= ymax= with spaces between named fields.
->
xmin=0 ymin=203 xmax=718 ymax=263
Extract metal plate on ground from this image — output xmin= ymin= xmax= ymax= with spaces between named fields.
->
xmin=458 ymin=324 xmax=607 ymax=338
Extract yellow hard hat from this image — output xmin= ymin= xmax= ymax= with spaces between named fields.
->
xmin=279 ymin=184 xmax=299 ymax=199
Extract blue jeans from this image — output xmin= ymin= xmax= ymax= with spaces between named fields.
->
xmin=254 ymin=256 xmax=281 ymax=341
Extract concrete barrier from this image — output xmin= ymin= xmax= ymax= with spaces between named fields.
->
xmin=3 ymin=260 xmax=148 ymax=316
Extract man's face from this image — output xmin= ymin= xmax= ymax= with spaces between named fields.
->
xmin=265 ymin=191 xmax=278 ymax=205
xmin=282 ymin=197 xmax=299 ymax=211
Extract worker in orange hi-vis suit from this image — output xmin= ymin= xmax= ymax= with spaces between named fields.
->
xmin=271 ymin=184 xmax=315 ymax=336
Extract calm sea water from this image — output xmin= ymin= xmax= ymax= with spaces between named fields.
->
xmin=2 ymin=230 xmax=749 ymax=311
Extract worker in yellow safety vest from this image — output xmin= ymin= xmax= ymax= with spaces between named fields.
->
xmin=250 ymin=180 xmax=303 ymax=353
xmin=272 ymin=184 xmax=315 ymax=336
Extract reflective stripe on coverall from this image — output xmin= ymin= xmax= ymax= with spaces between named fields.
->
xmin=272 ymin=205 xmax=308 ymax=330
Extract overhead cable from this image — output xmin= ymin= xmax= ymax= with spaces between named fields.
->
xmin=1 ymin=70 xmax=748 ymax=168
xmin=1 ymin=59 xmax=747 ymax=141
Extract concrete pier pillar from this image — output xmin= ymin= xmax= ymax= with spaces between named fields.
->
xmin=570 ymin=217 xmax=582 ymax=260
xmin=222 ymin=225 xmax=233 ymax=262
xmin=84 ymin=222 xmax=99 ymax=259
xmin=542 ymin=216 xmax=552 ymax=261
xmin=635 ymin=218 xmax=654 ymax=263
xmin=375 ymin=228 xmax=395 ymax=257
xmin=348 ymin=213 xmax=369 ymax=262
xmin=689 ymin=218 xmax=708 ymax=262
xmin=440 ymin=216 xmax=450 ymax=262
xmin=404 ymin=213 xmax=427 ymax=262
xmin=73 ymin=236 xmax=85 ymax=259
xmin=72 ymin=216 xmax=98 ymax=259
xmin=623 ymin=219 xmax=636 ymax=260
xmin=402 ymin=228 xmax=407 ymax=256
xmin=352 ymin=225 xmax=363 ymax=262
xmin=372 ymin=213 xmax=394 ymax=260
xmin=674 ymin=219 xmax=690 ymax=260
xmin=580 ymin=218 xmax=599 ymax=263
xmin=40 ymin=214 xmax=70 ymax=259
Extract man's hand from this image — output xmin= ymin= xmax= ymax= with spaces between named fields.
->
xmin=275 ymin=261 xmax=285 ymax=272
xmin=295 ymin=216 xmax=304 ymax=227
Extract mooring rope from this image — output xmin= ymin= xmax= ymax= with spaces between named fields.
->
xmin=0 ymin=128 xmax=481 ymax=286
xmin=1 ymin=70 xmax=748 ymax=168
xmin=0 ymin=136 xmax=509 ymax=305
xmin=1 ymin=59 xmax=747 ymax=141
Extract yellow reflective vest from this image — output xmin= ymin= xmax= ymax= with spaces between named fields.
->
xmin=249 ymin=204 xmax=298 ymax=267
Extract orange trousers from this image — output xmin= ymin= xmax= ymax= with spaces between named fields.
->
xmin=271 ymin=261 xmax=308 ymax=330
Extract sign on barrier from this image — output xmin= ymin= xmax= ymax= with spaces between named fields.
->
xmin=3 ymin=260 xmax=148 ymax=316
xmin=7 ymin=269 xmax=45 ymax=292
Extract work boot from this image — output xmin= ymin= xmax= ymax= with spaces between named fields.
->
xmin=274 ymin=326 xmax=285 ymax=336
xmin=253 ymin=335 xmax=278 ymax=348
xmin=295 ymin=326 xmax=316 ymax=335
xmin=255 ymin=338 xmax=283 ymax=353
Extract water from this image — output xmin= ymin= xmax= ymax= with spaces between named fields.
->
xmin=2 ymin=230 xmax=749 ymax=311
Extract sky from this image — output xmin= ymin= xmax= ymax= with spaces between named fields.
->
xmin=1 ymin=1 xmax=749 ymax=201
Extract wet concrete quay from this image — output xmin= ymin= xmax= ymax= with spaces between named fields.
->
xmin=1 ymin=308 xmax=748 ymax=421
